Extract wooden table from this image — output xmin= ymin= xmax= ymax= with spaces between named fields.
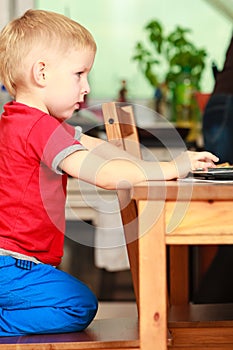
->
xmin=128 ymin=180 xmax=233 ymax=350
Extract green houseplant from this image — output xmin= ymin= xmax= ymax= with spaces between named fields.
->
xmin=132 ymin=20 xmax=208 ymax=125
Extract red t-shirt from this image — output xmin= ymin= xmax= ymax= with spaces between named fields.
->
xmin=0 ymin=101 xmax=84 ymax=265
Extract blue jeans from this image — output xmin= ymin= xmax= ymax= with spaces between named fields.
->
xmin=202 ymin=94 xmax=233 ymax=164
xmin=0 ymin=256 xmax=98 ymax=336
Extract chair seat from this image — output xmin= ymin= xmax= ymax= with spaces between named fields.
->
xmin=0 ymin=316 xmax=176 ymax=349
xmin=0 ymin=318 xmax=139 ymax=350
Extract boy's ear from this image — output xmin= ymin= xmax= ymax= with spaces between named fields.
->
xmin=32 ymin=61 xmax=47 ymax=86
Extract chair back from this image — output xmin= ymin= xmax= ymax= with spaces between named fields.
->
xmin=102 ymin=102 xmax=142 ymax=158
xmin=102 ymin=101 xmax=141 ymax=307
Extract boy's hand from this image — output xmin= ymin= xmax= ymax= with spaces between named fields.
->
xmin=173 ymin=151 xmax=219 ymax=179
xmin=187 ymin=151 xmax=219 ymax=171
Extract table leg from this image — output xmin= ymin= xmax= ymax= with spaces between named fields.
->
xmin=138 ymin=200 xmax=167 ymax=350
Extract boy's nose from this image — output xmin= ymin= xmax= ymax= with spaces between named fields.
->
xmin=83 ymin=79 xmax=90 ymax=94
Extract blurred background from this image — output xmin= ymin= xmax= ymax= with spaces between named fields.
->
xmin=1 ymin=0 xmax=232 ymax=101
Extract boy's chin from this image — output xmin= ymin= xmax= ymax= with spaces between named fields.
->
xmin=57 ymin=112 xmax=74 ymax=121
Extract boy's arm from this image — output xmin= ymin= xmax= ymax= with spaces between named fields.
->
xmin=79 ymin=133 xmax=141 ymax=161
xmin=60 ymin=134 xmax=218 ymax=190
xmin=59 ymin=147 xmax=177 ymax=190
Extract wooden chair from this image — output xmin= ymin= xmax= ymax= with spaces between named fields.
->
xmin=102 ymin=101 xmax=188 ymax=307
xmin=102 ymin=102 xmax=141 ymax=306
xmin=102 ymin=101 xmax=174 ymax=346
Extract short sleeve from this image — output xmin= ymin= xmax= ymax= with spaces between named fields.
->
xmin=26 ymin=115 xmax=85 ymax=173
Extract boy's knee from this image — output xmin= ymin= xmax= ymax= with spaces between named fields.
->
xmin=79 ymin=302 xmax=98 ymax=330
xmin=74 ymin=290 xmax=98 ymax=331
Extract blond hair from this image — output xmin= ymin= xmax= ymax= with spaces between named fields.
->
xmin=0 ymin=9 xmax=97 ymax=97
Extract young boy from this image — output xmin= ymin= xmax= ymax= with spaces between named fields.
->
xmin=0 ymin=9 xmax=218 ymax=337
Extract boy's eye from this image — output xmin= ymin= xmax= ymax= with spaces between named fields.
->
xmin=76 ymin=72 xmax=83 ymax=78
